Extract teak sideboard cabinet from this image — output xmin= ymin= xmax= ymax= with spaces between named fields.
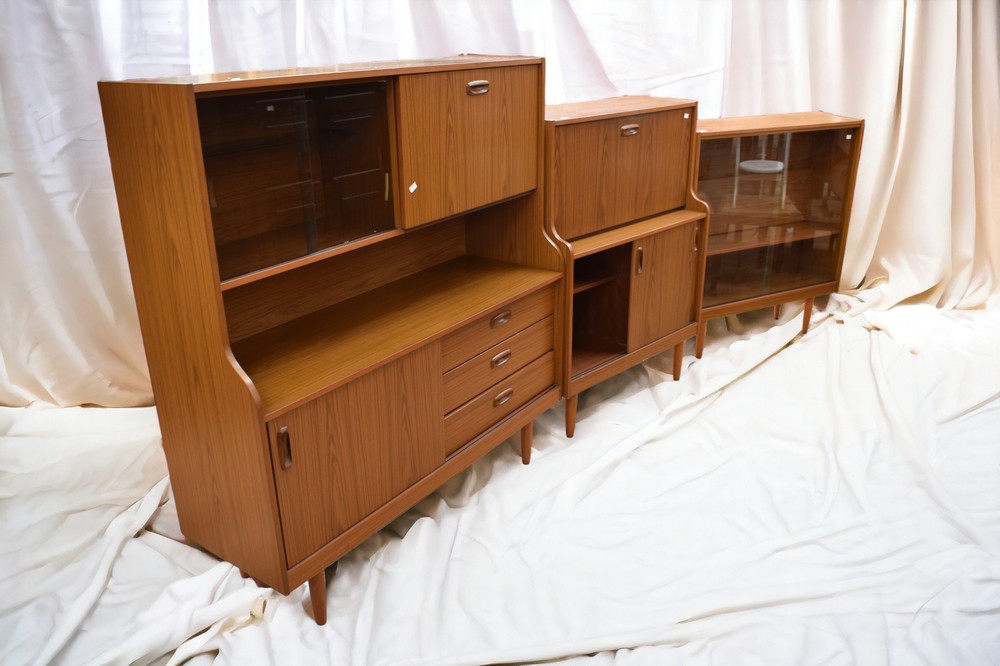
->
xmin=694 ymin=113 xmax=864 ymax=355
xmin=98 ymin=56 xmax=563 ymax=624
xmin=544 ymin=97 xmax=709 ymax=436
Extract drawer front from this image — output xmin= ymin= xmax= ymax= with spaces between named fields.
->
xmin=443 ymin=315 xmax=553 ymax=413
xmin=397 ymin=64 xmax=539 ymax=229
xmin=553 ymin=107 xmax=692 ymax=240
xmin=441 ymin=285 xmax=554 ymax=371
xmin=444 ymin=351 xmax=555 ymax=456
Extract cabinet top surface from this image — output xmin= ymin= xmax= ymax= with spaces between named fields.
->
xmin=545 ymin=96 xmax=696 ymax=124
xmin=697 ymin=111 xmax=863 ymax=137
xmin=101 ymin=54 xmax=542 ymax=92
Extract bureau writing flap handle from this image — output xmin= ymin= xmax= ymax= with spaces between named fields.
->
xmin=277 ymin=425 xmax=293 ymax=470
xmin=620 ymin=123 xmax=640 ymax=137
xmin=467 ymin=80 xmax=490 ymax=95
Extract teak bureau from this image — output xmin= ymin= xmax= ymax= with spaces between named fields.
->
xmin=99 ymin=56 xmax=562 ymax=624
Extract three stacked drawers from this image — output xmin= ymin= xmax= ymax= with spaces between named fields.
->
xmin=441 ymin=286 xmax=556 ymax=455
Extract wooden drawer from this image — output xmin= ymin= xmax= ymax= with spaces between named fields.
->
xmin=441 ymin=285 xmax=554 ymax=371
xmin=397 ymin=64 xmax=539 ymax=228
xmin=444 ymin=351 xmax=555 ymax=456
xmin=443 ymin=315 xmax=553 ymax=413
xmin=552 ymin=107 xmax=691 ymax=239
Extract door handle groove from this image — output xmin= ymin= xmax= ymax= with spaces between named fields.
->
xmin=277 ymin=425 xmax=293 ymax=470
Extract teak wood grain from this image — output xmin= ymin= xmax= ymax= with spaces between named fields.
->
xmin=443 ymin=351 xmax=556 ymax=455
xmin=627 ymin=224 xmax=699 ymax=351
xmin=551 ymin=107 xmax=692 ymax=240
xmin=569 ymin=208 xmax=706 ymax=258
xmin=696 ymin=112 xmax=861 ymax=137
xmin=131 ymin=55 xmax=543 ymax=93
xmin=98 ymin=81 xmax=288 ymax=587
xmin=396 ymin=65 xmax=538 ymax=228
xmin=440 ymin=286 xmax=554 ymax=371
xmin=231 ymin=257 xmax=559 ymax=419
xmin=545 ymin=96 xmax=695 ymax=124
xmin=268 ymin=346 xmax=442 ymax=566
xmin=443 ymin=315 xmax=554 ymax=413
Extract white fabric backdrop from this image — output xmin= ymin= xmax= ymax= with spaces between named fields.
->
xmin=1 ymin=3 xmax=999 ymax=664
xmin=0 ymin=0 xmax=997 ymax=408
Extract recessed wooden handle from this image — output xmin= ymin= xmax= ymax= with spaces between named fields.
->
xmin=467 ymin=80 xmax=490 ymax=95
xmin=490 ymin=310 xmax=511 ymax=328
xmin=636 ymin=246 xmax=644 ymax=275
xmin=491 ymin=350 xmax=512 ymax=368
xmin=277 ymin=425 xmax=292 ymax=470
xmin=493 ymin=388 xmax=514 ymax=407
xmin=620 ymin=123 xmax=639 ymax=137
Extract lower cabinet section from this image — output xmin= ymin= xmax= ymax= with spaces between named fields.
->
xmin=266 ymin=345 xmax=443 ymax=566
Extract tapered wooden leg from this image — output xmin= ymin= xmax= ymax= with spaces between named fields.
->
xmin=565 ymin=394 xmax=578 ymax=438
xmin=672 ymin=342 xmax=683 ymax=380
xmin=308 ymin=570 xmax=327 ymax=626
xmin=520 ymin=422 xmax=532 ymax=465
xmin=801 ymin=297 xmax=814 ymax=334
xmin=773 ymin=304 xmax=781 ymax=320
xmin=696 ymin=319 xmax=707 ymax=358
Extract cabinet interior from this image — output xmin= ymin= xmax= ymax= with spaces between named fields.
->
xmin=571 ymin=246 xmax=631 ymax=377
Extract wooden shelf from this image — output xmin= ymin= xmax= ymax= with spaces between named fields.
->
xmin=702 ymin=267 xmax=834 ymax=309
xmin=697 ymin=112 xmax=862 ymax=137
xmin=570 ymin=346 xmax=624 ymax=378
xmin=231 ymin=256 xmax=560 ymax=419
xmin=707 ymin=221 xmax=840 ymax=256
xmin=569 ymin=208 xmax=706 ymax=258
xmin=219 ymin=229 xmax=404 ymax=291
xmin=573 ymin=274 xmax=617 ymax=294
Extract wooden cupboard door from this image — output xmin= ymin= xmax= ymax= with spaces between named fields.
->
xmin=267 ymin=346 xmax=442 ymax=567
xmin=396 ymin=65 xmax=538 ymax=228
xmin=553 ymin=109 xmax=692 ymax=240
xmin=627 ymin=223 xmax=699 ymax=351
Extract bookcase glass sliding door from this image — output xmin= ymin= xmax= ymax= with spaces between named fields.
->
xmin=197 ymin=81 xmax=393 ymax=281
xmin=698 ymin=128 xmax=856 ymax=308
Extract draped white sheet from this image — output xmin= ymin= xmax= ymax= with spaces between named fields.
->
xmin=3 ymin=305 xmax=999 ymax=665
xmin=2 ymin=1 xmax=1000 ymax=664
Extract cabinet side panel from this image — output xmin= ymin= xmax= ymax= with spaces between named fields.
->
xmin=99 ymin=82 xmax=287 ymax=587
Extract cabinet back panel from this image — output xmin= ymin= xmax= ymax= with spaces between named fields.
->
xmin=224 ymin=219 xmax=465 ymax=342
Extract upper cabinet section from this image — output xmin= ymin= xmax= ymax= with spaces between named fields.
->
xmin=546 ymin=96 xmax=696 ymax=241
xmin=106 ymin=56 xmax=542 ymax=286
xmin=395 ymin=65 xmax=539 ymax=229
xmin=198 ymin=81 xmax=394 ymax=281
